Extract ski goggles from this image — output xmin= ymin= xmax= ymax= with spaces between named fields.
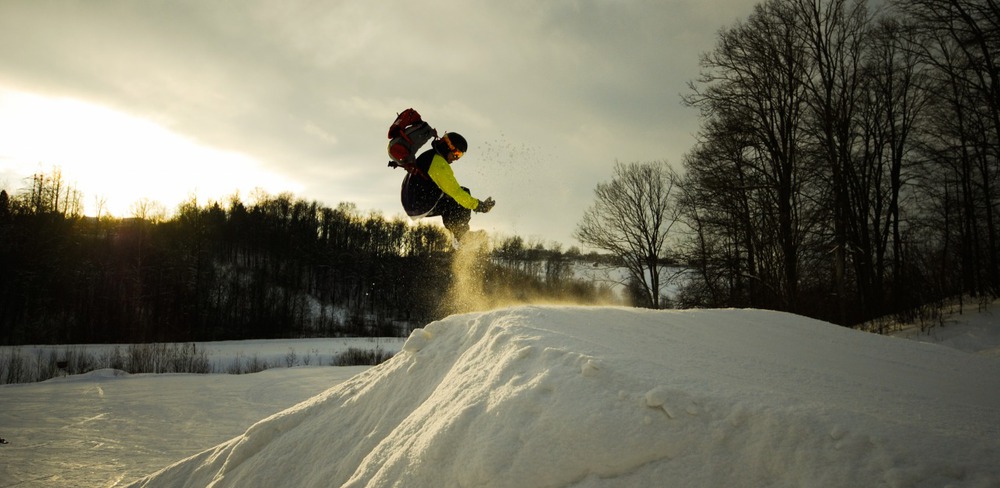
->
xmin=442 ymin=134 xmax=463 ymax=159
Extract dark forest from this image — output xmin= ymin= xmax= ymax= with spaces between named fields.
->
xmin=0 ymin=178 xmax=613 ymax=345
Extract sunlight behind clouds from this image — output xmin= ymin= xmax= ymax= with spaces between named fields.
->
xmin=0 ymin=88 xmax=302 ymax=217
xmin=0 ymin=0 xmax=764 ymax=244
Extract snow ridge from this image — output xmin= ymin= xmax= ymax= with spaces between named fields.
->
xmin=128 ymin=306 xmax=1000 ymax=488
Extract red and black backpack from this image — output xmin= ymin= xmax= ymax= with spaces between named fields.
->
xmin=387 ymin=108 xmax=437 ymax=177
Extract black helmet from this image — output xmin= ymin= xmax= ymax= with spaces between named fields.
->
xmin=444 ymin=132 xmax=467 ymax=153
xmin=439 ymin=132 xmax=467 ymax=158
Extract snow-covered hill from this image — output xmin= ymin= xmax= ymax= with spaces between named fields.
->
xmin=128 ymin=306 xmax=1000 ymax=487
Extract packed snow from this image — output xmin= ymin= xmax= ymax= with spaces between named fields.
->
xmin=3 ymin=305 xmax=999 ymax=487
xmin=0 ymin=366 xmax=370 ymax=487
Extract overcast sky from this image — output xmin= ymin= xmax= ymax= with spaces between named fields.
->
xmin=0 ymin=0 xmax=760 ymax=248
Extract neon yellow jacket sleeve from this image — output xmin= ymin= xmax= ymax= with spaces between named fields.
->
xmin=427 ymin=154 xmax=480 ymax=210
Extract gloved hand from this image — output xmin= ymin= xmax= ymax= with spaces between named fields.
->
xmin=475 ymin=197 xmax=495 ymax=213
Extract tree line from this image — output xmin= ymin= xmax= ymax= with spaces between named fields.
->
xmin=672 ymin=0 xmax=998 ymax=326
xmin=0 ymin=172 xmax=614 ymax=345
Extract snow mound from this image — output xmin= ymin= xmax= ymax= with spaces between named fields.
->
xmin=128 ymin=306 xmax=1000 ymax=487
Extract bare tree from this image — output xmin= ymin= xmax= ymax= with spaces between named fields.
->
xmin=575 ymin=161 xmax=680 ymax=308
xmin=22 ymin=168 xmax=82 ymax=217
xmin=896 ymin=0 xmax=1000 ymax=298
xmin=858 ymin=15 xmax=931 ymax=318
xmin=129 ymin=197 xmax=166 ymax=223
xmin=684 ymin=0 xmax=813 ymax=312
xmin=793 ymin=0 xmax=871 ymax=322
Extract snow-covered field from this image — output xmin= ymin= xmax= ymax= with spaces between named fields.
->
xmin=2 ymin=305 xmax=999 ymax=487
xmin=3 ymin=336 xmax=405 ymax=379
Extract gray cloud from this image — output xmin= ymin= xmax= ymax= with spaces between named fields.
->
xmin=0 ymin=0 xmax=759 ymax=246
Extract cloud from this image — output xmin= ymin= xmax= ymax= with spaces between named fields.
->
xmin=0 ymin=0 xmax=760 ymax=245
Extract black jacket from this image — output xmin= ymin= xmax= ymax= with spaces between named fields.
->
xmin=400 ymin=145 xmax=478 ymax=216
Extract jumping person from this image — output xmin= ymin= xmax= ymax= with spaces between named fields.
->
xmin=400 ymin=132 xmax=495 ymax=244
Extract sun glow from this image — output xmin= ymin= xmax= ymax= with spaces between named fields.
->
xmin=0 ymin=88 xmax=302 ymax=217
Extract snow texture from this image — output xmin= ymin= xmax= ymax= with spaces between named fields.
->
xmin=125 ymin=306 xmax=1000 ymax=488
xmin=0 ymin=367 xmax=369 ymax=487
